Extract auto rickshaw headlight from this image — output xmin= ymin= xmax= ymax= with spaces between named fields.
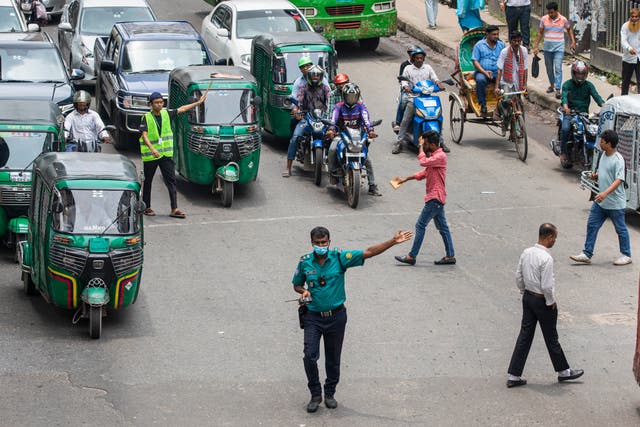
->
xmin=241 ymin=54 xmax=251 ymax=67
xmin=53 ymin=235 xmax=72 ymax=245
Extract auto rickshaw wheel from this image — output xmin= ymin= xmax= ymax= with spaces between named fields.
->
xmin=221 ymin=181 xmax=234 ymax=208
xmin=314 ymin=147 xmax=323 ymax=186
xmin=513 ymin=115 xmax=528 ymax=162
xmin=346 ymin=169 xmax=361 ymax=209
xmin=22 ymin=272 xmax=35 ymax=296
xmin=449 ymin=95 xmax=465 ymax=144
xmin=89 ymin=305 xmax=102 ymax=339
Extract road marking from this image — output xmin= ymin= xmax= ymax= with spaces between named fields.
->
xmin=145 ymin=205 xmax=563 ymax=229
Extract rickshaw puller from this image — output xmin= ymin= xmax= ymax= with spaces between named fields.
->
xmin=139 ymin=91 xmax=205 ymax=218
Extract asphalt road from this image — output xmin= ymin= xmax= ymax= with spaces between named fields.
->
xmin=1 ymin=2 xmax=639 ymax=425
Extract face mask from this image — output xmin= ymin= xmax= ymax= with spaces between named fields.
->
xmin=313 ymin=245 xmax=329 ymax=256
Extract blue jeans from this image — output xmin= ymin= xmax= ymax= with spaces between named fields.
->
xmin=474 ymin=72 xmax=495 ymax=108
xmin=303 ymin=308 xmax=347 ymax=397
xmin=559 ymin=113 xmax=572 ymax=155
xmin=409 ymin=199 xmax=455 ymax=258
xmin=288 ymin=120 xmax=309 ymax=160
xmin=544 ymin=50 xmax=564 ymax=90
xmin=395 ymin=90 xmax=406 ymax=125
xmin=583 ymin=202 xmax=630 ymax=258
xmin=505 ymin=5 xmax=531 ymax=47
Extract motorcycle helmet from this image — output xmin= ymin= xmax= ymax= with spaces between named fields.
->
xmin=410 ymin=47 xmax=426 ymax=59
xmin=341 ymin=83 xmax=360 ymax=107
xmin=407 ymin=45 xmax=420 ymax=56
xmin=306 ymin=65 xmax=324 ymax=87
xmin=298 ymin=56 xmax=313 ymax=69
xmin=72 ymin=90 xmax=92 ymax=109
xmin=334 ymin=73 xmax=349 ymax=85
xmin=571 ymin=61 xmax=588 ymax=84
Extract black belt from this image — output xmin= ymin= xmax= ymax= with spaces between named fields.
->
xmin=525 ymin=289 xmax=545 ymax=298
xmin=310 ymin=304 xmax=345 ymax=318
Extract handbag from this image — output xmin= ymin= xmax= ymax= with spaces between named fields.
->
xmin=531 ymin=54 xmax=540 ymax=78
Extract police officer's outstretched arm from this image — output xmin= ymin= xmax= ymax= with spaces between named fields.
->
xmin=177 ymin=91 xmax=208 ymax=115
xmin=363 ymin=230 xmax=413 ymax=259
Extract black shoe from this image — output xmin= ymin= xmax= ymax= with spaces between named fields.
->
xmin=434 ymin=256 xmax=456 ymax=265
xmin=506 ymin=379 xmax=527 ymax=388
xmin=307 ymin=396 xmax=322 ymax=413
xmin=441 ymin=143 xmax=450 ymax=153
xmin=368 ymin=184 xmax=382 ymax=196
xmin=395 ymin=255 xmax=416 ymax=265
xmin=480 ymin=106 xmax=487 ymax=116
xmin=558 ymin=369 xmax=584 ymax=382
xmin=324 ymin=395 xmax=338 ymax=409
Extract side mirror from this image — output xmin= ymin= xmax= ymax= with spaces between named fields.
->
xmin=136 ymin=200 xmax=146 ymax=214
xmin=52 ymin=201 xmax=64 ymax=214
xmin=214 ymin=58 xmax=227 ymax=66
xmin=105 ymin=125 xmax=117 ymax=133
xmin=443 ymin=78 xmax=455 ymax=86
xmin=70 ymin=69 xmax=85 ymax=80
xmin=216 ymin=28 xmax=229 ymax=38
xmin=101 ymin=60 xmax=115 ymax=73
xmin=58 ymin=22 xmax=73 ymax=32
xmin=27 ymin=23 xmax=40 ymax=32
xmin=0 ymin=138 xmax=9 ymax=168
xmin=313 ymin=25 xmax=323 ymax=33
xmin=252 ymin=96 xmax=262 ymax=106
xmin=607 ymin=93 xmax=614 ymax=101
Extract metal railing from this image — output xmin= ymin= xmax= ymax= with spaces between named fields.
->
xmin=602 ymin=0 xmax=640 ymax=52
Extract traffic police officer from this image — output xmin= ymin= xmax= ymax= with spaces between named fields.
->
xmin=292 ymin=226 xmax=412 ymax=413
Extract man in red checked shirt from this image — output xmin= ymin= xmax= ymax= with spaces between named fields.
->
xmin=393 ymin=130 xmax=456 ymax=266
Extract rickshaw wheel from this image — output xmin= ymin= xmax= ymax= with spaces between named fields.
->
xmin=449 ymin=96 xmax=465 ymax=144
xmin=221 ymin=181 xmax=234 ymax=208
xmin=22 ymin=272 xmax=35 ymax=296
xmin=314 ymin=147 xmax=323 ymax=186
xmin=513 ymin=115 xmax=528 ymax=161
xmin=89 ymin=306 xmax=102 ymax=339
xmin=346 ymin=169 xmax=360 ymax=209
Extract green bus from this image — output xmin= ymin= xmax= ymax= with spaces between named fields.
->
xmin=290 ymin=0 xmax=397 ymax=50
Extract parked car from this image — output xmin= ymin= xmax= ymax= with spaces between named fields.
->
xmin=201 ymin=0 xmax=312 ymax=69
xmin=0 ymin=32 xmax=84 ymax=115
xmin=94 ymin=21 xmax=213 ymax=150
xmin=1 ymin=0 xmax=38 ymax=32
xmin=58 ymin=0 xmax=156 ymax=83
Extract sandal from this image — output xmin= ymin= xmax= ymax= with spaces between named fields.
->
xmin=143 ymin=208 xmax=155 ymax=216
xmin=169 ymin=209 xmax=186 ymax=219
xmin=546 ymin=86 xmax=554 ymax=93
xmin=282 ymin=170 xmax=291 ymax=178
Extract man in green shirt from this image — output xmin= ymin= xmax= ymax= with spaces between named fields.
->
xmin=558 ymin=61 xmax=604 ymax=166
xmin=292 ymin=226 xmax=412 ymax=413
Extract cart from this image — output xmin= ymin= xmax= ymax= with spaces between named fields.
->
xmin=448 ymin=28 xmax=528 ymax=161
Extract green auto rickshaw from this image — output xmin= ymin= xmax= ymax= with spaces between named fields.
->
xmin=251 ymin=31 xmax=337 ymax=140
xmin=169 ymin=65 xmax=262 ymax=207
xmin=20 ymin=152 xmax=145 ymax=339
xmin=0 ymin=100 xmax=65 ymax=261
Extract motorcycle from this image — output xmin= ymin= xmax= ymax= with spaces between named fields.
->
xmin=549 ymin=108 xmax=599 ymax=169
xmin=65 ymin=126 xmax=114 ymax=153
xmin=20 ymin=0 xmax=47 ymax=26
xmin=393 ymin=78 xmax=454 ymax=148
xmin=294 ymin=109 xmax=330 ymax=186
xmin=323 ymin=119 xmax=382 ymax=209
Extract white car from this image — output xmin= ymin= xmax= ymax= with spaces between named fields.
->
xmin=201 ymin=0 xmax=312 ymax=69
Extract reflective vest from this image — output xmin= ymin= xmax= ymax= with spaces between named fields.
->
xmin=139 ymin=110 xmax=173 ymax=162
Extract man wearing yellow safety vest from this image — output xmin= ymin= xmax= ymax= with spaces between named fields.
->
xmin=139 ymin=91 xmax=206 ymax=218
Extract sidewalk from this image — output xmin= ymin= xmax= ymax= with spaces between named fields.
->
xmin=396 ymin=0 xmax=619 ymax=113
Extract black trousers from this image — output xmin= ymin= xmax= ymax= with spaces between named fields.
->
xmin=302 ymin=308 xmax=347 ymax=397
xmin=621 ymin=60 xmax=640 ymax=95
xmin=508 ymin=292 xmax=570 ymax=376
xmin=142 ymin=156 xmax=177 ymax=210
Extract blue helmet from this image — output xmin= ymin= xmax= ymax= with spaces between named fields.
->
xmin=411 ymin=47 xmax=426 ymax=58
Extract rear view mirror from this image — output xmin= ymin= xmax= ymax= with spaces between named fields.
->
xmin=0 ymin=137 xmax=8 ymax=168
xmin=216 ymin=28 xmax=229 ymax=38
xmin=70 ymin=69 xmax=85 ymax=80
xmin=58 ymin=22 xmax=72 ymax=32
xmin=252 ymin=96 xmax=262 ymax=106
xmin=214 ymin=58 xmax=227 ymax=66
xmin=101 ymin=60 xmax=115 ymax=73
xmin=27 ymin=23 xmax=40 ymax=32
xmin=314 ymin=25 xmax=323 ymax=33
xmin=443 ymin=79 xmax=455 ymax=86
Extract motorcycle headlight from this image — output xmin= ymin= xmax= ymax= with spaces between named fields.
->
xmin=311 ymin=121 xmax=324 ymax=132
xmin=421 ymin=86 xmax=434 ymax=95
xmin=587 ymin=124 xmax=598 ymax=134
xmin=346 ymin=128 xmax=363 ymax=152
xmin=60 ymin=103 xmax=74 ymax=116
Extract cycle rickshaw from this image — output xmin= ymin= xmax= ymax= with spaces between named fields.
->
xmin=448 ymin=28 xmax=528 ymax=161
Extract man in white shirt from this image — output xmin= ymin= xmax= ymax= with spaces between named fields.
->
xmin=621 ymin=8 xmax=640 ymax=95
xmin=506 ymin=223 xmax=584 ymax=388
xmin=64 ymin=90 xmax=111 ymax=151
xmin=392 ymin=48 xmax=444 ymax=154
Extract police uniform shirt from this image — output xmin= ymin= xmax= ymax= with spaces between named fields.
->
xmin=292 ymin=249 xmax=364 ymax=312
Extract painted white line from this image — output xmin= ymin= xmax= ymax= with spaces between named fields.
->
xmin=145 ymin=205 xmax=562 ymax=229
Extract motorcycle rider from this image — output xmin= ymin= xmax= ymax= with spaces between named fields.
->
xmin=393 ymin=45 xmax=420 ymax=133
xmin=283 ymin=65 xmax=331 ymax=178
xmin=326 ymin=83 xmax=382 ymax=196
xmin=331 ymin=73 xmax=351 ymax=107
xmin=558 ymin=61 xmax=605 ymax=167
xmin=393 ymin=47 xmax=448 ymax=154
xmin=64 ymin=90 xmax=111 ymax=151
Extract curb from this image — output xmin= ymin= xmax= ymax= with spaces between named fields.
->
xmin=397 ymin=18 xmax=559 ymax=113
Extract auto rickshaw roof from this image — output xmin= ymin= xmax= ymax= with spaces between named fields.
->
xmin=252 ymin=31 xmax=332 ymax=52
xmin=170 ymin=65 xmax=256 ymax=87
xmin=0 ymin=100 xmax=62 ymax=126
xmin=35 ymin=153 xmax=139 ymax=184
xmin=601 ymin=94 xmax=640 ymax=117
